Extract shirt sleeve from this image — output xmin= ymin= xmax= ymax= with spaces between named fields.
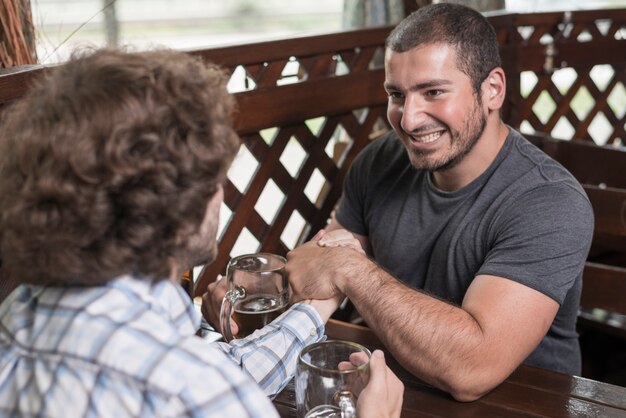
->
xmin=215 ymin=302 xmax=325 ymax=397
xmin=478 ymin=182 xmax=594 ymax=304
xmin=335 ymin=142 xmax=375 ymax=236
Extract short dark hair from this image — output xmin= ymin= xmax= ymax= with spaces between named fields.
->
xmin=386 ymin=3 xmax=501 ymax=94
xmin=0 ymin=48 xmax=240 ymax=285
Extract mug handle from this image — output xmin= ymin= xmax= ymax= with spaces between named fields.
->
xmin=219 ymin=285 xmax=246 ymax=342
xmin=335 ymin=390 xmax=357 ymax=418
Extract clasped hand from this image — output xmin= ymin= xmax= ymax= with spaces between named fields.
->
xmin=286 ymin=228 xmax=366 ymax=302
xmin=201 ymin=229 xmax=366 ymax=332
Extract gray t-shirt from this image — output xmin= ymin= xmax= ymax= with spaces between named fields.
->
xmin=336 ymin=128 xmax=594 ymax=375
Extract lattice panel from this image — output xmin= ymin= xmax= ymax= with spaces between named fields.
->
xmin=493 ymin=9 xmax=626 ymax=146
xmin=193 ymin=28 xmax=391 ymax=292
xmin=222 ymin=108 xmax=389 ymax=254
xmin=520 ymin=64 xmax=625 ymax=146
xmin=214 ymin=45 xmax=386 ymax=94
xmin=243 ymin=49 xmax=381 ymax=88
xmin=194 ymin=107 xmax=389 ymax=291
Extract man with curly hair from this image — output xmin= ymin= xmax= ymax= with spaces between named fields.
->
xmin=0 ymin=48 xmax=402 ymax=417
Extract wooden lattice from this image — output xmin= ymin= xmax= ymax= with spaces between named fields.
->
xmin=491 ymin=9 xmax=626 ymax=146
xmin=190 ymin=28 xmax=391 ymax=293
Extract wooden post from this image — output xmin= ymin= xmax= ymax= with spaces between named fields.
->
xmin=404 ymin=0 xmax=431 ymax=15
xmin=455 ymin=0 xmax=505 ymax=11
xmin=103 ymin=0 xmax=119 ymax=47
xmin=0 ymin=0 xmax=37 ymax=68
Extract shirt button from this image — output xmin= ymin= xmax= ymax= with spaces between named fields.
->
xmin=310 ymin=328 xmax=316 ymax=337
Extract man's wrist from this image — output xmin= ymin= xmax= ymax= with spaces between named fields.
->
xmin=335 ymin=248 xmax=374 ymax=297
xmin=306 ymin=299 xmax=339 ymax=323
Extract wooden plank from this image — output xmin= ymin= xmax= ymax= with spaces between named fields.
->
xmin=480 ymin=379 xmax=626 ymax=417
xmin=501 ymin=39 xmax=626 ymax=72
xmin=325 ymin=320 xmax=626 ymax=417
xmin=584 ymin=185 xmax=626 ymax=241
xmin=232 ymin=69 xmax=386 ymax=134
xmin=0 ymin=65 xmax=45 ymax=107
xmin=527 ymin=134 xmax=626 ymax=189
xmin=585 ymin=185 xmax=626 ymax=258
xmin=581 ymin=262 xmax=626 ymax=314
xmin=512 ymin=8 xmax=626 ymax=26
xmin=189 ymin=26 xmax=391 ymax=68
xmin=509 ymin=365 xmax=626 ymax=411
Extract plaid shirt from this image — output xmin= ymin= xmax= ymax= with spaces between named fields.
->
xmin=0 ymin=276 xmax=324 ymax=417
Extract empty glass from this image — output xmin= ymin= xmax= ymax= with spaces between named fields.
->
xmin=296 ymin=340 xmax=371 ymax=418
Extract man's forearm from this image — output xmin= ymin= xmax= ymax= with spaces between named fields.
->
xmin=340 ymin=258 xmax=497 ymax=401
xmin=287 ymin=243 xmax=529 ymax=400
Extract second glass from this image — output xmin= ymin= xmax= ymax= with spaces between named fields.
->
xmin=219 ymin=252 xmax=289 ymax=341
xmin=296 ymin=340 xmax=371 ymax=418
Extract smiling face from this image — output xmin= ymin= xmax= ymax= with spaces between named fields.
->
xmin=384 ymin=43 xmax=488 ymax=173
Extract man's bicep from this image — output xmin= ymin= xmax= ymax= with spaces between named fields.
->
xmin=462 ymin=275 xmax=559 ymax=376
xmin=481 ymin=185 xmax=593 ymax=303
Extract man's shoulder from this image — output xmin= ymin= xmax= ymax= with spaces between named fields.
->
xmin=0 ymin=282 xmax=209 ymax=390
xmin=500 ymin=130 xmax=586 ymax=196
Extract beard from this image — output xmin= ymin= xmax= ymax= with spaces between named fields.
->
xmin=184 ymin=238 xmax=218 ymax=270
xmin=178 ymin=201 xmax=221 ymax=271
xmin=404 ymin=98 xmax=487 ymax=172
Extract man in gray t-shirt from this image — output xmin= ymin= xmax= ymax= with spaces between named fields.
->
xmin=337 ymin=128 xmax=592 ymax=376
xmin=286 ymin=3 xmax=594 ymax=402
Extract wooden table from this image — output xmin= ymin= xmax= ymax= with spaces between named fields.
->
xmin=273 ymin=319 xmax=626 ymax=417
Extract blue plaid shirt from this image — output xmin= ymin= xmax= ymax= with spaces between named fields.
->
xmin=0 ymin=276 xmax=325 ymax=417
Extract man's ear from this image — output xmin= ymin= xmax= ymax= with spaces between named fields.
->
xmin=482 ymin=67 xmax=506 ymax=111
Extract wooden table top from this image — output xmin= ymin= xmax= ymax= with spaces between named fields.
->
xmin=273 ymin=319 xmax=626 ymax=417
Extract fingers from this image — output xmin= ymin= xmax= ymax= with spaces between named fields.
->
xmin=368 ymin=350 xmax=386 ymax=389
xmin=349 ymin=351 xmax=370 ymax=367
xmin=318 ymin=229 xmax=355 ymax=244
xmin=369 ymin=350 xmax=404 ymax=417
xmin=200 ymin=274 xmax=228 ymax=329
xmin=317 ymin=229 xmax=366 ymax=255
xmin=338 ymin=360 xmax=355 ymax=371
xmin=308 ymin=296 xmax=343 ymax=322
xmin=319 ymin=238 xmax=366 ymax=255
xmin=311 ymin=229 xmax=325 ymax=241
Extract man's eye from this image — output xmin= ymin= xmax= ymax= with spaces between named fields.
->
xmin=387 ymin=92 xmax=403 ymax=99
xmin=426 ymin=89 xmax=443 ymax=97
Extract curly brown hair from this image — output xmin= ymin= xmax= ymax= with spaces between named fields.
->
xmin=0 ymin=48 xmax=240 ymax=285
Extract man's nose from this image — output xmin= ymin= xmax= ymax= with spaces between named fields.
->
xmin=400 ymin=95 xmax=427 ymax=133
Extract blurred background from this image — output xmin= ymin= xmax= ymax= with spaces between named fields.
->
xmin=4 ymin=0 xmax=623 ymax=65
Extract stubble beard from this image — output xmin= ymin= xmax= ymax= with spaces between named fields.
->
xmin=180 ymin=214 xmax=220 ymax=272
xmin=405 ymin=99 xmax=487 ymax=172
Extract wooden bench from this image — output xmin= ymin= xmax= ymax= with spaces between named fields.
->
xmin=528 ymin=133 xmax=626 ymax=383
xmin=1 ymin=8 xmax=626 ymax=383
xmin=528 ymin=134 xmax=626 ymax=263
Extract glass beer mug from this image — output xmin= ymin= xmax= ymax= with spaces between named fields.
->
xmin=296 ymin=340 xmax=371 ymax=418
xmin=219 ymin=253 xmax=289 ymax=341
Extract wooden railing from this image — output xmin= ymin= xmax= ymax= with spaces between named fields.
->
xmin=184 ymin=27 xmax=392 ymax=291
xmin=492 ymin=9 xmax=626 ymax=146
xmin=528 ymin=132 xmax=626 ymax=382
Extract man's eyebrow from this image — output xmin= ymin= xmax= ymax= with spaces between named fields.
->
xmin=384 ymin=79 xmax=452 ymax=92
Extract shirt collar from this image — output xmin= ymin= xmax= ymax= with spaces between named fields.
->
xmin=104 ymin=275 xmax=200 ymax=336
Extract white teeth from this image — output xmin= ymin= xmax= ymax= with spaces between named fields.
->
xmin=412 ymin=131 xmax=442 ymax=143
